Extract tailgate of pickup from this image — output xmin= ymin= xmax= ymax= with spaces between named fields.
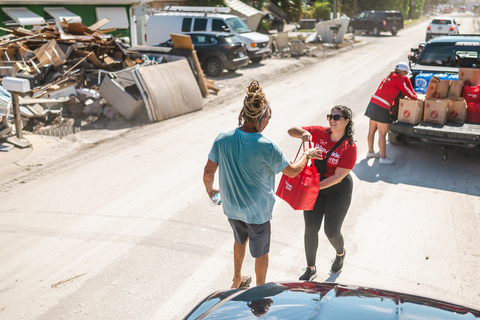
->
xmin=390 ymin=121 xmax=480 ymax=146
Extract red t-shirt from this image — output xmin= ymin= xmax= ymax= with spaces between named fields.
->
xmin=302 ymin=126 xmax=357 ymax=178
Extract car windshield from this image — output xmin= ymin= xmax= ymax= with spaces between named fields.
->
xmin=226 ymin=17 xmax=251 ymax=33
xmin=431 ymin=19 xmax=452 ymax=25
xmin=418 ymin=43 xmax=480 ymax=67
xmin=224 ymin=35 xmax=242 ymax=43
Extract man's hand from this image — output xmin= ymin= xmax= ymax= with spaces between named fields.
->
xmin=301 ymin=131 xmax=312 ymax=142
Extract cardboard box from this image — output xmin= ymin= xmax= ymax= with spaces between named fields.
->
xmin=398 ymin=98 xmax=424 ymax=125
xmin=448 ymin=98 xmax=467 ymax=123
xmin=424 ymin=99 xmax=448 ymax=125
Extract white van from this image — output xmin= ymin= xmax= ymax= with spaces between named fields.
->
xmin=145 ymin=11 xmax=271 ymax=63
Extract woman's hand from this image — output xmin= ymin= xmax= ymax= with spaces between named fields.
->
xmin=302 ymin=131 xmax=312 ymax=142
xmin=305 ymin=147 xmax=323 ymax=160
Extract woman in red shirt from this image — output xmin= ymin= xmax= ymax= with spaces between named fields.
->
xmin=366 ymin=62 xmax=417 ymax=164
xmin=288 ymin=105 xmax=357 ymax=280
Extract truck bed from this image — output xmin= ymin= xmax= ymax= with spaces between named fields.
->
xmin=390 ymin=121 xmax=480 ymax=147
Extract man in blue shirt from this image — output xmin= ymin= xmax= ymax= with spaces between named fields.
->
xmin=203 ymin=80 xmax=321 ymax=289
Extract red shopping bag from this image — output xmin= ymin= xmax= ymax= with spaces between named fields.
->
xmin=275 ymin=142 xmax=320 ymax=210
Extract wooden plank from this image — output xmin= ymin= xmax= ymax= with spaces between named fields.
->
xmin=191 ymin=50 xmax=208 ymax=97
xmin=88 ymin=18 xmax=110 ymax=32
xmin=207 ymin=83 xmax=220 ymax=94
xmin=171 ymin=34 xmax=194 ymax=51
xmin=73 ymin=49 xmax=106 ymax=69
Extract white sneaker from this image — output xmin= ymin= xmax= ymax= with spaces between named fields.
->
xmin=379 ymin=157 xmax=394 ymax=165
xmin=366 ymin=151 xmax=380 ymax=159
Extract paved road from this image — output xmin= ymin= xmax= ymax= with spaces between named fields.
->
xmin=1 ymin=14 xmax=479 ymax=320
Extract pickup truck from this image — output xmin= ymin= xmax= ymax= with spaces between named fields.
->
xmin=389 ymin=35 xmax=480 ymax=155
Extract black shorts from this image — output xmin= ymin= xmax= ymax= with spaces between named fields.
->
xmin=228 ymin=218 xmax=270 ymax=258
xmin=365 ymin=102 xmax=391 ymax=124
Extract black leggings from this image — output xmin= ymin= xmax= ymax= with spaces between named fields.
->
xmin=303 ymin=174 xmax=353 ymax=267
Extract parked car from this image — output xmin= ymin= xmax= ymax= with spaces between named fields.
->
xmin=159 ymin=33 xmax=249 ymax=77
xmin=348 ymin=10 xmax=404 ymax=36
xmin=183 ymin=281 xmax=480 ymax=319
xmin=145 ymin=9 xmax=271 ymax=64
xmin=264 ymin=13 xmax=285 ymax=32
xmin=426 ymin=17 xmax=459 ymax=41
xmin=458 ymin=5 xmax=467 ymax=13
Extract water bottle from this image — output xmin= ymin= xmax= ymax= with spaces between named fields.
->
xmin=211 ymin=193 xmax=222 ymax=206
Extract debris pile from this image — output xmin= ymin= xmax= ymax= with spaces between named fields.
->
xmin=0 ymin=21 xmax=217 ymax=146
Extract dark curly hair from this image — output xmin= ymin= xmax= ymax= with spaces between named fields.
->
xmin=331 ymin=105 xmax=355 ymax=145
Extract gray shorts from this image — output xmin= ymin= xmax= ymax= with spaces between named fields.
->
xmin=365 ymin=101 xmax=391 ymax=124
xmin=228 ymin=218 xmax=270 ymax=258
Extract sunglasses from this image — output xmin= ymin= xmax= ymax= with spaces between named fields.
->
xmin=326 ymin=114 xmax=344 ymax=121
xmin=258 ymin=103 xmax=270 ymax=122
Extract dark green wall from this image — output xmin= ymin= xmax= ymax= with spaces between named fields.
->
xmin=0 ymin=4 xmax=130 ymax=38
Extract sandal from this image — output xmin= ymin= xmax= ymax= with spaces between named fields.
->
xmin=232 ymin=275 xmax=252 ymax=289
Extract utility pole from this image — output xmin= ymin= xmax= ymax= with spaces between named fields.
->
xmin=410 ymin=0 xmax=415 ymax=19
xmin=354 ymin=0 xmax=357 ymax=16
xmin=333 ymin=0 xmax=337 ymax=19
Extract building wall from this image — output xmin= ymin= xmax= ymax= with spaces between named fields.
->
xmin=0 ymin=4 xmax=131 ymax=38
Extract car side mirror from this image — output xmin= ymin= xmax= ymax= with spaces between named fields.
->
xmin=222 ymin=26 xmax=230 ymax=32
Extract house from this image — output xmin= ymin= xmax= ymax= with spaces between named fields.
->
xmin=0 ymin=0 xmax=151 ymax=46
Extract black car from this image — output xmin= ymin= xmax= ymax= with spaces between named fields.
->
xmin=264 ymin=13 xmax=285 ymax=32
xmin=159 ymin=33 xmax=249 ymax=77
xmin=348 ymin=10 xmax=404 ymax=36
xmin=183 ymin=281 xmax=480 ymax=319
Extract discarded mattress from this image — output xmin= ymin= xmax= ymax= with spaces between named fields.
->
xmin=132 ymin=59 xmax=203 ymax=122
xmin=98 ymin=67 xmax=144 ymax=121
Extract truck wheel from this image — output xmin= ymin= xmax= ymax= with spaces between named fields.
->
xmin=388 ymin=131 xmax=406 ymax=145
xmin=250 ymin=57 xmax=262 ymax=64
xmin=205 ymin=58 xmax=224 ymax=77
xmin=372 ymin=27 xmax=380 ymax=36
xmin=391 ymin=30 xmax=397 ymax=36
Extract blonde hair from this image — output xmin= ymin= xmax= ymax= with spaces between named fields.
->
xmin=238 ymin=80 xmax=269 ymax=129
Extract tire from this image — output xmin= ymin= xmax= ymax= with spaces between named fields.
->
xmin=391 ymin=30 xmax=397 ymax=36
xmin=388 ymin=131 xmax=406 ymax=145
xmin=348 ymin=25 xmax=354 ymax=33
xmin=372 ymin=27 xmax=380 ymax=36
xmin=205 ymin=57 xmax=224 ymax=77
xmin=250 ymin=57 xmax=262 ymax=64
xmin=425 ymin=35 xmax=430 ymax=42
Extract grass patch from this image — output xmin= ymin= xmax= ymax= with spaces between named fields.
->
xmin=295 ymin=29 xmax=315 ymax=32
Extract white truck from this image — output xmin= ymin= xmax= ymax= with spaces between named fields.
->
xmin=145 ymin=7 xmax=271 ymax=64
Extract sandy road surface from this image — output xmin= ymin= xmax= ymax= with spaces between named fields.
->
xmin=1 ymin=15 xmax=480 ymax=320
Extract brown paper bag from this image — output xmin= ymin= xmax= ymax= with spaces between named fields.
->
xmin=447 ymin=98 xmax=467 ymax=123
xmin=398 ymin=98 xmax=423 ymax=125
xmin=458 ymin=68 xmax=480 ymax=86
xmin=425 ymin=76 xmax=450 ymax=99
xmin=424 ymin=99 xmax=448 ymax=125
xmin=447 ymin=80 xmax=463 ymax=98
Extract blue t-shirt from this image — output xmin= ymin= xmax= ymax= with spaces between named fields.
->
xmin=208 ymin=128 xmax=290 ymax=224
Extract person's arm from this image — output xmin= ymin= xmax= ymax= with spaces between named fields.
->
xmin=288 ymin=126 xmax=312 ymax=142
xmin=203 ymin=159 xmax=219 ymax=198
xmin=282 ymin=148 xmax=320 ymax=178
xmin=283 ymin=126 xmax=321 ymax=178
xmin=318 ymin=167 xmax=352 ymax=190
xmin=400 ymin=77 xmax=417 ymax=100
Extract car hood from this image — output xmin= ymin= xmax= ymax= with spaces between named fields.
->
xmin=237 ymin=32 xmax=270 ymax=43
xmin=184 ymin=282 xmax=480 ymax=319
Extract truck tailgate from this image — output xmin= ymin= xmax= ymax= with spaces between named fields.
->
xmin=390 ymin=121 xmax=480 ymax=146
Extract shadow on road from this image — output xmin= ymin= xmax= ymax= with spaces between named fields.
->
xmin=352 ymin=142 xmax=480 ymax=195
